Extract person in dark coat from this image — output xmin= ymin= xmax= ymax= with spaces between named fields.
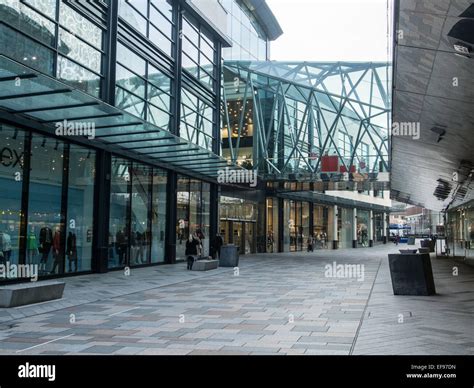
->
xmin=67 ymin=232 xmax=78 ymax=272
xmin=185 ymin=234 xmax=201 ymax=270
xmin=212 ymin=233 xmax=224 ymax=259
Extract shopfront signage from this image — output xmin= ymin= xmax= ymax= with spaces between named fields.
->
xmin=0 ymin=147 xmax=24 ymax=168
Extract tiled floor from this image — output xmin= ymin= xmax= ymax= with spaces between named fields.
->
xmin=0 ymin=244 xmax=473 ymax=355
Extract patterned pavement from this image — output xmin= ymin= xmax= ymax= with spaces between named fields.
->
xmin=0 ymin=244 xmax=473 ymax=355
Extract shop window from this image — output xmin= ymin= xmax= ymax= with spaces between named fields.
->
xmin=27 ymin=136 xmax=64 ymax=275
xmin=66 ymin=145 xmax=96 ymax=272
xmin=0 ymin=125 xmax=25 ymax=270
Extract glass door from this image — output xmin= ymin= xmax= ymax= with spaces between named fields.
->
xmin=219 ymin=220 xmax=231 ymax=245
xmin=245 ymin=222 xmax=256 ymax=254
xmin=233 ymin=222 xmax=243 ymax=254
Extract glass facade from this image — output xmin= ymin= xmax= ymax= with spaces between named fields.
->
xmin=181 ymin=14 xmax=217 ymax=90
xmin=1 ymin=0 xmax=104 ymax=97
xmin=0 ymin=125 xmax=24 ymax=266
xmin=179 ymin=13 xmax=218 ymax=151
xmin=176 ymin=175 xmax=210 ymax=260
xmin=221 ymin=67 xmax=256 ymax=167
xmin=66 ymin=145 xmax=95 ymax=272
xmin=279 ymin=200 xmax=335 ymax=252
xmin=0 ymin=125 xmax=97 ymax=279
xmin=356 ymin=210 xmax=370 ymax=247
xmin=115 ymin=42 xmax=172 ymax=128
xmin=464 ymin=209 xmax=474 ymax=260
xmin=108 ymin=157 xmax=167 ymax=269
xmin=220 ymin=0 xmax=268 ymax=60
xmin=0 ymin=0 xmax=397 ymax=287
xmin=117 ymin=0 xmax=174 ymax=57
xmin=151 ymin=170 xmax=167 ymax=263
xmin=313 ymin=205 xmax=329 ymax=249
xmin=265 ymin=198 xmax=278 ymax=253
xmin=339 ymin=207 xmax=353 ymax=249
xmin=282 ymin=199 xmax=310 ymax=252
xmin=219 ymin=195 xmax=257 ymax=254
xmin=1 ymin=0 xmax=219 ymax=151
xmin=180 ymin=89 xmax=215 ymax=151
xmin=373 ymin=212 xmax=385 ymax=244
xmin=447 ymin=206 xmax=474 ymax=260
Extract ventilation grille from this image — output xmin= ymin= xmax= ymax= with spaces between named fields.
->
xmin=433 ymin=179 xmax=452 ymax=201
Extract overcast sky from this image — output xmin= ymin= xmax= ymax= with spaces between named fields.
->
xmin=266 ymin=0 xmax=392 ymax=62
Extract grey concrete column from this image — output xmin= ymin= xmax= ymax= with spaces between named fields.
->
xmin=332 ymin=205 xmax=338 ymax=249
xmin=353 ymin=208 xmax=357 ymax=248
xmin=369 ymin=210 xmax=374 ymax=247
xmin=383 ymin=212 xmax=388 ymax=244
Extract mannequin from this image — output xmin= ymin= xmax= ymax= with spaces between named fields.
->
xmin=178 ymin=219 xmax=185 ymax=243
xmin=51 ymin=226 xmax=62 ymax=274
xmin=39 ymin=225 xmax=53 ymax=273
xmin=136 ymin=230 xmax=145 ymax=264
xmin=130 ymin=229 xmax=137 ymax=264
xmin=108 ymin=232 xmax=115 ymax=260
xmin=26 ymin=226 xmax=38 ymax=265
xmin=67 ymin=231 xmax=78 ymax=272
xmin=116 ymin=228 xmax=128 ymax=265
xmin=0 ymin=229 xmax=12 ymax=264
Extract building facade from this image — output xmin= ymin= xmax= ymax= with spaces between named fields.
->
xmin=446 ymin=202 xmax=474 ymax=261
xmin=0 ymin=0 xmax=391 ymax=284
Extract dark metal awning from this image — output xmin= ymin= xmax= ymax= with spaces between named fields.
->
xmin=276 ymin=190 xmax=391 ymax=213
xmin=0 ymin=55 xmax=235 ymax=181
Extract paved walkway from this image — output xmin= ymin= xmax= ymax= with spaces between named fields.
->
xmin=0 ymin=245 xmax=472 ymax=355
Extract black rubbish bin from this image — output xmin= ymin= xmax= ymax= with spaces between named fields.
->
xmin=388 ymin=253 xmax=436 ymax=295
xmin=421 ymin=239 xmax=435 ymax=252
xmin=219 ymin=244 xmax=239 ymax=267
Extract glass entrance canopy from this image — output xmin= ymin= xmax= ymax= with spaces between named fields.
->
xmin=0 ymin=55 xmax=232 ymax=180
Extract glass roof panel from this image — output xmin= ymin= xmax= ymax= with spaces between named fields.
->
xmin=0 ymin=90 xmax=92 ymax=111
xmin=26 ymin=104 xmax=118 ymax=122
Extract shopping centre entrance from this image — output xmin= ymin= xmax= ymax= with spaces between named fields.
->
xmin=219 ymin=220 xmax=256 ymax=255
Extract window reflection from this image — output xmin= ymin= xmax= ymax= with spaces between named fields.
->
xmin=1 ymin=0 xmax=56 ymax=46
xmin=181 ymin=16 xmax=216 ymax=90
xmin=58 ymin=29 xmax=101 ymax=73
xmin=180 ymin=89 xmax=214 ymax=151
xmin=151 ymin=171 xmax=167 ymax=263
xmin=0 ymin=125 xmax=25 ymax=269
xmin=0 ymin=24 xmax=54 ymax=75
xmin=27 ymin=137 xmax=64 ymax=275
xmin=57 ymin=56 xmax=101 ymax=97
xmin=176 ymin=176 xmax=210 ymax=260
xmin=130 ymin=165 xmax=151 ymax=266
xmin=118 ymin=0 xmax=174 ymax=56
xmin=0 ymin=0 xmax=104 ymax=95
xmin=109 ymin=157 xmax=131 ymax=269
xmin=221 ymin=0 xmax=268 ymax=60
xmin=66 ymin=145 xmax=96 ymax=273
xmin=59 ymin=3 xmax=102 ymax=49
xmin=115 ymin=43 xmax=172 ymax=127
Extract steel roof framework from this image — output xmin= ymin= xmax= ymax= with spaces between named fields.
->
xmin=222 ymin=61 xmax=391 ymax=186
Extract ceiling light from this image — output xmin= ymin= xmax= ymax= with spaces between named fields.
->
xmin=447 ymin=18 xmax=474 ymax=58
xmin=430 ymin=126 xmax=446 ymax=143
xmin=459 ymin=3 xmax=474 ymax=18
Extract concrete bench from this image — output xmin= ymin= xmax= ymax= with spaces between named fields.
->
xmin=0 ymin=281 xmax=65 ymax=308
xmin=192 ymin=260 xmax=219 ymax=271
